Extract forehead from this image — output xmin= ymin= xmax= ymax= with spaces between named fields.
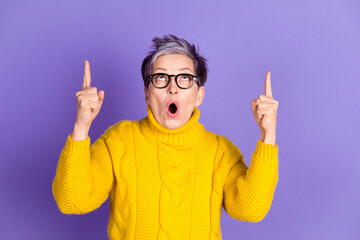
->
xmin=152 ymin=53 xmax=195 ymax=73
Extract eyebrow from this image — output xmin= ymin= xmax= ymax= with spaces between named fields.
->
xmin=154 ymin=67 xmax=194 ymax=73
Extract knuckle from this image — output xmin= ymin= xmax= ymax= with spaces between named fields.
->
xmin=79 ymin=101 xmax=87 ymax=108
xmin=87 ymin=87 xmax=96 ymax=93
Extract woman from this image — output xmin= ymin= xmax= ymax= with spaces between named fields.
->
xmin=52 ymin=34 xmax=279 ymax=240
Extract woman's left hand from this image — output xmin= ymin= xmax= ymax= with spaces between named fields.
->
xmin=251 ymin=71 xmax=279 ymax=146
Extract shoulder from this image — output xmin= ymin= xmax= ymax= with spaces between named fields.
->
xmin=199 ymin=128 xmax=241 ymax=152
xmin=212 ymin=134 xmax=240 ymax=154
xmin=101 ymin=119 xmax=136 ymax=141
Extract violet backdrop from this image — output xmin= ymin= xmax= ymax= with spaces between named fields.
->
xmin=0 ymin=0 xmax=359 ymax=239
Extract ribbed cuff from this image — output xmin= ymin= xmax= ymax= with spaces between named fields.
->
xmin=63 ymin=134 xmax=91 ymax=156
xmin=250 ymin=140 xmax=278 ymax=173
xmin=253 ymin=139 xmax=278 ymax=158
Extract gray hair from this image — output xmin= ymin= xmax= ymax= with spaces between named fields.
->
xmin=141 ymin=34 xmax=209 ymax=88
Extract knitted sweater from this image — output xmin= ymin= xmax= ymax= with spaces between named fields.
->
xmin=52 ymin=106 xmax=279 ymax=240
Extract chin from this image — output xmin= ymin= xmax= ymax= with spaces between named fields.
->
xmin=163 ymin=119 xmax=183 ymax=130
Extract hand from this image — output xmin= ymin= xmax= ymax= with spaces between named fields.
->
xmin=251 ymin=71 xmax=279 ymax=145
xmin=75 ymin=60 xmax=105 ymax=127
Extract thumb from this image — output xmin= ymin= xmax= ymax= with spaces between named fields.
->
xmin=251 ymin=99 xmax=257 ymax=114
xmin=97 ymin=91 xmax=105 ymax=113
xmin=98 ymin=90 xmax=105 ymax=101
xmin=251 ymin=99 xmax=260 ymax=124
xmin=98 ymin=91 xmax=105 ymax=110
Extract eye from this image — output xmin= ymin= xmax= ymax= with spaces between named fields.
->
xmin=179 ymin=75 xmax=190 ymax=81
xmin=156 ymin=74 xmax=167 ymax=81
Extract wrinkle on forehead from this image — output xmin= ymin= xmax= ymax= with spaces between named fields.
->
xmin=152 ymin=54 xmax=195 ymax=74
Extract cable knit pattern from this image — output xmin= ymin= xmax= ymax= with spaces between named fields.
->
xmin=157 ymin=146 xmax=194 ymax=239
xmin=52 ymin=106 xmax=279 ymax=239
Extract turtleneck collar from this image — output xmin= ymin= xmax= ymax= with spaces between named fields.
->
xmin=140 ymin=105 xmax=205 ymax=146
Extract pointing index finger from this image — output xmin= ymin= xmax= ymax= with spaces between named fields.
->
xmin=82 ymin=60 xmax=91 ymax=90
xmin=265 ymin=71 xmax=273 ymax=98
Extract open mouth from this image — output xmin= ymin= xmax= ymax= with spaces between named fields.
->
xmin=167 ymin=101 xmax=179 ymax=117
xmin=169 ymin=103 xmax=177 ymax=114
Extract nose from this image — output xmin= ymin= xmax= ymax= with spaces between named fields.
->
xmin=167 ymin=76 xmax=178 ymax=95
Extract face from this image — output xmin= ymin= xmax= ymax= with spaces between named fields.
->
xmin=144 ymin=53 xmax=205 ymax=130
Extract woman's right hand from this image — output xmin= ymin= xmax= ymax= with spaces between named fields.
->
xmin=75 ymin=60 xmax=105 ymax=128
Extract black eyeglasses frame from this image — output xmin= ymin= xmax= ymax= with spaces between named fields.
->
xmin=147 ymin=73 xmax=199 ymax=89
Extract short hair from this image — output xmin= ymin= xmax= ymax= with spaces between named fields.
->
xmin=141 ymin=34 xmax=209 ymax=88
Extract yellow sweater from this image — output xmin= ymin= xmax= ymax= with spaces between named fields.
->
xmin=52 ymin=106 xmax=279 ymax=240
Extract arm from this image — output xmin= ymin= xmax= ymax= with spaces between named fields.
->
xmin=222 ymin=138 xmax=279 ymax=222
xmin=52 ymin=133 xmax=114 ymax=214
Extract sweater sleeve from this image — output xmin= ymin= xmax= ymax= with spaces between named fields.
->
xmin=52 ymin=133 xmax=114 ymax=214
xmin=221 ymin=138 xmax=279 ymax=222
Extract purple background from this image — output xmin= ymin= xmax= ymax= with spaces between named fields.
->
xmin=1 ymin=0 xmax=359 ymax=239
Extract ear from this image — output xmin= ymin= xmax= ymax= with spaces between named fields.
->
xmin=195 ymin=86 xmax=205 ymax=107
xmin=144 ymin=87 xmax=150 ymax=105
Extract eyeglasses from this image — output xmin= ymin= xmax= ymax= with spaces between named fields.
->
xmin=147 ymin=73 xmax=199 ymax=89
